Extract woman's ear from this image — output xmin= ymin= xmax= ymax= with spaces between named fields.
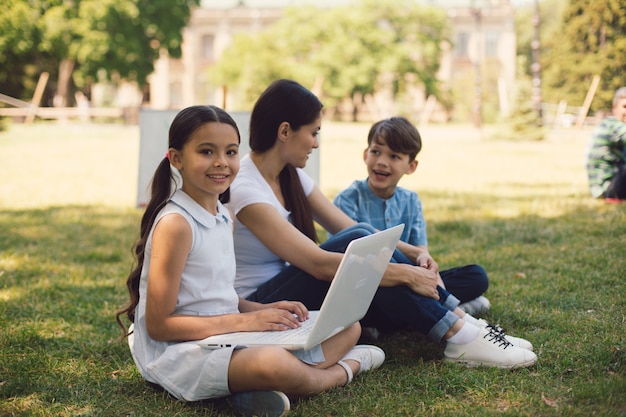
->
xmin=277 ymin=121 xmax=290 ymax=142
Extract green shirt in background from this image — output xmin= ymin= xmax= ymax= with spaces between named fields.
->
xmin=585 ymin=117 xmax=626 ymax=198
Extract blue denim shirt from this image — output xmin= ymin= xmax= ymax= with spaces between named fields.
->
xmin=333 ymin=178 xmax=427 ymax=246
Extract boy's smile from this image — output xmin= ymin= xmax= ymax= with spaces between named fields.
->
xmin=372 ymin=169 xmax=391 ymax=178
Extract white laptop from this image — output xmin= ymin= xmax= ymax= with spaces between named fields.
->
xmin=197 ymin=224 xmax=404 ymax=351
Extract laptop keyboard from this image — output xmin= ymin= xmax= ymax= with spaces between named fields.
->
xmin=252 ymin=314 xmax=317 ymax=343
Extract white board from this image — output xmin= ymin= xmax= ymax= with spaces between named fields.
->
xmin=137 ymin=109 xmax=319 ymax=207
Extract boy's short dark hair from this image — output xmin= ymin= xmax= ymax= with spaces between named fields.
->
xmin=367 ymin=116 xmax=422 ymax=161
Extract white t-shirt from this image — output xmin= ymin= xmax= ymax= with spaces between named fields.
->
xmin=228 ymin=154 xmax=315 ymax=298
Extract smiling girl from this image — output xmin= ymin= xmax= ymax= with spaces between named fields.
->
xmin=116 ymin=105 xmax=379 ymax=417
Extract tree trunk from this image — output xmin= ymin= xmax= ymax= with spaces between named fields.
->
xmin=54 ymin=58 xmax=76 ymax=107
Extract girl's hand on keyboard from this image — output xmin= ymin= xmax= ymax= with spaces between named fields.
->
xmin=264 ymin=300 xmax=309 ymax=323
xmin=246 ymin=308 xmax=304 ymax=331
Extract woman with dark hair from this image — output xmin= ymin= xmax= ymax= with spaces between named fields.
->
xmin=228 ymin=79 xmax=537 ymax=369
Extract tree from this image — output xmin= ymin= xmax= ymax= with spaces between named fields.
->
xmin=515 ymin=0 xmax=567 ymax=79
xmin=0 ymin=0 xmax=52 ymax=101
xmin=541 ymin=0 xmax=626 ymax=113
xmin=0 ymin=0 xmax=199 ymax=106
xmin=210 ymin=0 xmax=449 ymax=118
xmin=208 ymin=7 xmax=318 ymax=109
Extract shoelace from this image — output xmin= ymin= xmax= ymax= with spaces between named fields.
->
xmin=483 ymin=326 xmax=514 ymax=349
xmin=485 ymin=323 xmax=506 ymax=336
xmin=486 ymin=323 xmax=522 ymax=345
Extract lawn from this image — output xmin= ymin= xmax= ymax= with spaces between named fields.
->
xmin=0 ymin=120 xmax=624 ymax=416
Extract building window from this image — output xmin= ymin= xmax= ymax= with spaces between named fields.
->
xmin=485 ymin=31 xmax=499 ymax=57
xmin=201 ymin=34 xmax=215 ymax=61
xmin=455 ymin=32 xmax=469 ymax=57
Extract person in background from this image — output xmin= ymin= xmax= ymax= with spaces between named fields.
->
xmin=116 ymin=105 xmax=384 ymax=417
xmin=333 ymin=116 xmax=490 ymax=320
xmin=228 ymin=79 xmax=537 ymax=370
xmin=586 ymin=86 xmax=626 ymax=203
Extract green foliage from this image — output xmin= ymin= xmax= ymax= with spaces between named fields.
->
xmin=0 ymin=0 xmax=199 ymax=101
xmin=540 ymin=0 xmax=626 ymax=112
xmin=502 ymin=76 xmax=546 ymax=140
xmin=0 ymin=0 xmax=50 ymax=99
xmin=515 ymin=0 xmax=568 ymax=79
xmin=210 ymin=0 xmax=449 ymax=113
xmin=515 ymin=0 xmax=624 ymax=114
xmin=209 ymin=8 xmax=319 ymax=109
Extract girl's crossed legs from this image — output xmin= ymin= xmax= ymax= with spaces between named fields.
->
xmin=227 ymin=323 xmax=363 ymax=398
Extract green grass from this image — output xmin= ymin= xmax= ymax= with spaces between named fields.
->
xmin=1 ymin=121 xmax=625 ymax=416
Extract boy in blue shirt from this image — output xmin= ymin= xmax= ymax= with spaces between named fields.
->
xmin=333 ymin=116 xmax=490 ymax=315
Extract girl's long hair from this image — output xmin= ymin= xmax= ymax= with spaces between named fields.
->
xmin=249 ymin=79 xmax=323 ymax=242
xmin=115 ymin=105 xmax=240 ymax=336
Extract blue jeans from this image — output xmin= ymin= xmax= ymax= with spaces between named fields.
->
xmin=392 ymin=250 xmax=489 ymax=304
xmin=247 ymin=223 xmax=465 ymax=342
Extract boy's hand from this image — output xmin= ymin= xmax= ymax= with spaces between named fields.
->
xmin=416 ymin=252 xmax=439 ymax=272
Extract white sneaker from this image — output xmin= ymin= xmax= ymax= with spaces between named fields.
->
xmin=444 ymin=327 xmax=537 ymax=369
xmin=338 ymin=345 xmax=385 ymax=384
xmin=476 ymin=319 xmax=534 ymax=351
xmin=227 ymin=390 xmax=290 ymax=417
xmin=458 ymin=296 xmax=491 ymax=315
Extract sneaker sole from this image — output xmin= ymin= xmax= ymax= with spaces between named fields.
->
xmin=227 ymin=390 xmax=290 ymax=417
xmin=443 ymin=355 xmax=538 ymax=369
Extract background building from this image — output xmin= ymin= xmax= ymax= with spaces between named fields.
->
xmin=148 ymin=0 xmax=516 ymax=123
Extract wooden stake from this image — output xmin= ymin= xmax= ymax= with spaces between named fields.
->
xmin=576 ymin=75 xmax=600 ymax=129
xmin=26 ymin=72 xmax=50 ymax=124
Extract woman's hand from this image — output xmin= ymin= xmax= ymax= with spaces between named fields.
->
xmin=384 ymin=263 xmax=440 ymax=300
xmin=406 ymin=265 xmax=440 ymax=299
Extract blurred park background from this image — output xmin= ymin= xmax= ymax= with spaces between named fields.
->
xmin=1 ymin=0 xmax=623 ymax=135
xmin=0 ymin=121 xmax=593 ymax=211
xmin=4 ymin=0 xmax=623 ymax=209
xmin=2 ymin=1 xmax=625 ymax=416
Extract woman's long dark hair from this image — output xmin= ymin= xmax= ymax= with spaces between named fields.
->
xmin=115 ymin=105 xmax=240 ymax=336
xmin=249 ymin=79 xmax=323 ymax=242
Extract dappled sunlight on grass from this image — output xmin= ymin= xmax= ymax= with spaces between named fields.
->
xmin=0 ymin=286 xmax=22 ymax=302
xmin=0 ymin=255 xmax=19 ymax=270
xmin=2 ymin=393 xmax=47 ymax=415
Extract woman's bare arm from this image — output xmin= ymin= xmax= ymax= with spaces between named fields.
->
xmin=237 ymin=202 xmax=344 ymax=281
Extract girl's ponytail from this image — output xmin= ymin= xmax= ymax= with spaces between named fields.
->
xmin=115 ymin=157 xmax=175 ymax=336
